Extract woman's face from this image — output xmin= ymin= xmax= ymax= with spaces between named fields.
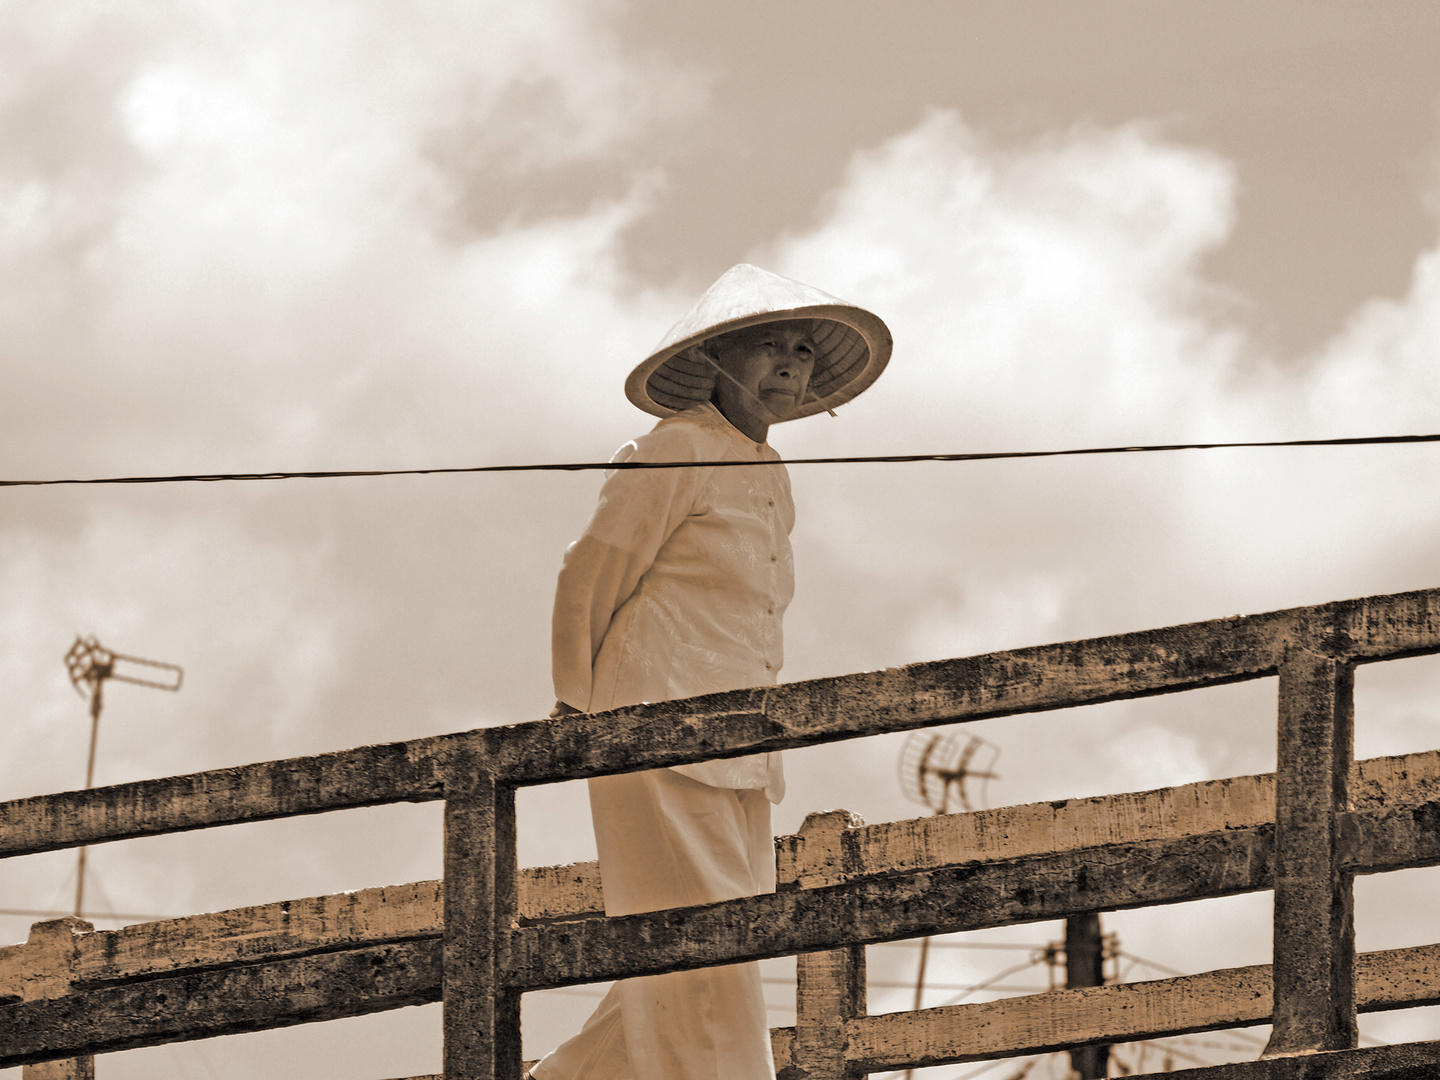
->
xmin=705 ymin=320 xmax=818 ymax=441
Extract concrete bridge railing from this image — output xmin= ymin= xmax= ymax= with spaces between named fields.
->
xmin=5 ymin=588 xmax=1440 ymax=1078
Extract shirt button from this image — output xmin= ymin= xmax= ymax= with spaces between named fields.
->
xmin=767 ymin=606 xmax=775 ymax=615
xmin=767 ymin=499 xmax=774 ymax=507
xmin=769 ymin=554 xmax=777 ymax=562
xmin=764 ymin=662 xmax=772 ymax=670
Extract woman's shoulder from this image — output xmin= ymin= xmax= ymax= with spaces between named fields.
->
xmin=619 ymin=405 xmax=731 ymax=464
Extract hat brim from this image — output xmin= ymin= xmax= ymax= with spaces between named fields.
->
xmin=626 ymin=304 xmax=893 ymax=420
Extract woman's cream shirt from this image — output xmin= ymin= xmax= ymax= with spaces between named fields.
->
xmin=552 ymin=402 xmax=791 ymax=802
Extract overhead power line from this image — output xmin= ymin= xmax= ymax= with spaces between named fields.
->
xmin=4 ymin=432 xmax=1440 ymax=489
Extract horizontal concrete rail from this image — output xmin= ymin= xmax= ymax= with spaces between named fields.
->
xmin=7 ymin=588 xmax=1440 ymax=858
xmin=199 ymin=951 xmax=1440 ymax=1080
xmin=4 ymin=750 xmax=1433 ymax=1000
xmin=830 ymin=944 xmax=1440 ymax=1073
xmin=5 ymin=935 xmax=1436 ymax=1069
xmin=0 ymin=738 xmax=456 ymax=858
xmin=437 ymin=946 xmax=1440 ymax=1080
xmin=506 ymin=796 xmax=1440 ymax=989
xmin=4 ymin=756 xmax=1439 ymax=1065
xmin=1114 ymin=1040 xmax=1440 ymax=1080
xmin=794 ymin=747 xmax=1440 ymax=886
xmin=0 ymin=883 xmax=446 ymax=997
xmin=490 ymin=588 xmax=1440 ymax=786
xmin=1 ymin=941 xmax=441 ymax=1065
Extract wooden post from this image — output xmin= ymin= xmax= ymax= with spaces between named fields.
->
xmin=792 ymin=810 xmax=867 ymax=1080
xmin=20 ymin=918 xmax=95 ymax=1080
xmin=1263 ymin=651 xmax=1357 ymax=1055
xmin=442 ymin=746 xmax=521 ymax=1079
xmin=1064 ymin=913 xmax=1110 ymax=1078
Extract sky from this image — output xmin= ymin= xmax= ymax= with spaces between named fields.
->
xmin=4 ymin=1 xmax=1440 ymax=1076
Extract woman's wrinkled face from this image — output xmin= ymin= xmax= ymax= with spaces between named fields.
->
xmin=704 ymin=320 xmax=818 ymax=440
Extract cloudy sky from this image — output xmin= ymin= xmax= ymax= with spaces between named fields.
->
xmin=4 ymin=1 xmax=1440 ymax=1076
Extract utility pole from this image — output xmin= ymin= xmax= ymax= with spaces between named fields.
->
xmin=27 ymin=640 xmax=183 ymax=1080
xmin=63 ymin=636 xmax=182 ymax=917
xmin=1065 ymin=913 xmax=1112 ymax=1079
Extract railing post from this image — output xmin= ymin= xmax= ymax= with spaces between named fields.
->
xmin=1263 ymin=650 xmax=1357 ymax=1055
xmin=792 ymin=810 xmax=867 ymax=1080
xmin=20 ymin=918 xmax=94 ymax=1080
xmin=443 ymin=743 xmax=521 ymax=1079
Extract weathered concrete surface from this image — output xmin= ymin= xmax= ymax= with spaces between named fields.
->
xmin=841 ymin=943 xmax=1440 ymax=1072
xmin=440 ymin=757 xmax=521 ymax=1080
xmin=21 ymin=1059 xmax=92 ymax=1080
xmin=5 ymin=588 xmax=1440 ymax=1073
xmin=0 ymin=738 xmax=452 ymax=858
xmin=4 ymin=750 xmax=1434 ymax=1006
xmin=3 ymin=754 xmax=1436 ymax=1024
xmin=407 ymin=1035 xmax=1440 ymax=1080
xmin=520 ymin=860 xmax=602 ymax=921
xmin=790 ymin=747 xmax=1440 ymax=885
xmin=507 ymin=789 xmax=1440 ymax=990
xmin=785 ymin=810 xmax=868 ymax=1080
xmin=0 ymin=870 xmax=586 ymax=1001
xmin=1 ymin=941 xmax=440 ymax=1065
xmin=2 ymin=839 xmax=1436 ymax=1067
xmin=494 ymin=588 xmax=1440 ymax=785
xmin=8 ymin=940 xmax=1436 ymax=1073
xmin=12 ymin=921 xmax=96 ymax=1080
xmin=510 ymin=827 xmax=1278 ymax=988
xmin=81 ymin=883 xmax=439 ymax=987
xmin=1149 ymin=1039 xmax=1440 ymax=1079
xmin=8 ymin=589 xmax=1440 ymax=858
xmin=1266 ymin=655 xmax=1356 ymax=1055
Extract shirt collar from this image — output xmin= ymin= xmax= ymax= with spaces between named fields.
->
xmin=684 ymin=400 xmax=770 ymax=451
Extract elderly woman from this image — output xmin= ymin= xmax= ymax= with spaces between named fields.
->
xmin=530 ymin=264 xmax=891 ymax=1080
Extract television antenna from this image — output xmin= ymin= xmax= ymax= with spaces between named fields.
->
xmin=64 ymin=636 xmax=183 ymax=918
xmin=896 ymin=729 xmax=1001 ymax=1079
xmin=898 ymin=728 xmax=1001 ymax=816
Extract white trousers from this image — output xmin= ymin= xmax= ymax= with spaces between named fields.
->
xmin=530 ymin=768 xmax=777 ymax=1080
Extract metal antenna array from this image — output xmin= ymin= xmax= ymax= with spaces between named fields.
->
xmin=63 ymin=636 xmax=183 ymax=918
xmin=897 ymin=728 xmax=1001 ymax=816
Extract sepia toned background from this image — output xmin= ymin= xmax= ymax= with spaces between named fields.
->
xmin=4 ymin=1 xmax=1440 ymax=1075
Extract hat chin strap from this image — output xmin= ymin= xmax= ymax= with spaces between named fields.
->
xmin=692 ymin=349 xmax=837 ymax=419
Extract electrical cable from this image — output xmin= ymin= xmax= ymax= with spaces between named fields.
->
xmin=1140 ymin=1040 xmax=1215 ymax=1069
xmin=950 ymin=1056 xmax=1039 ymax=1080
xmin=872 ymin=939 xmax=1038 ymax=951
xmin=1113 ymin=949 xmax=1189 ymax=979
xmin=5 ymin=431 xmax=1440 ymax=488
xmin=868 ymin=981 xmax=1053 ymax=992
xmin=929 ymin=956 xmax=1047 ymax=1009
xmin=882 ymin=1056 xmax=1030 ymax=1080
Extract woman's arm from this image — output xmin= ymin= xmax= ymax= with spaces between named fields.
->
xmin=551 ymin=423 xmax=710 ymax=712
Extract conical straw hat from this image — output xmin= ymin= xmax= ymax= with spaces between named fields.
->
xmin=626 ymin=264 xmax=892 ymax=420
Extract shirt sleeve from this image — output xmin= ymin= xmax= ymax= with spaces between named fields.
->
xmin=551 ymin=422 xmax=711 ymax=711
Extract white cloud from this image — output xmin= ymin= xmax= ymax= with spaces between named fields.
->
xmin=1307 ymin=245 xmax=1440 ymax=431
xmin=762 ymin=109 xmax=1440 ymax=869
xmin=0 ymin=507 xmax=347 ymax=793
xmin=0 ymin=0 xmax=699 ymax=477
xmin=0 ymin=6 xmax=696 ymax=1021
xmin=1105 ymin=723 xmax=1211 ymax=790
xmin=757 ymin=110 xmax=1440 ymax=670
xmin=771 ymin=110 xmax=1244 ymax=454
